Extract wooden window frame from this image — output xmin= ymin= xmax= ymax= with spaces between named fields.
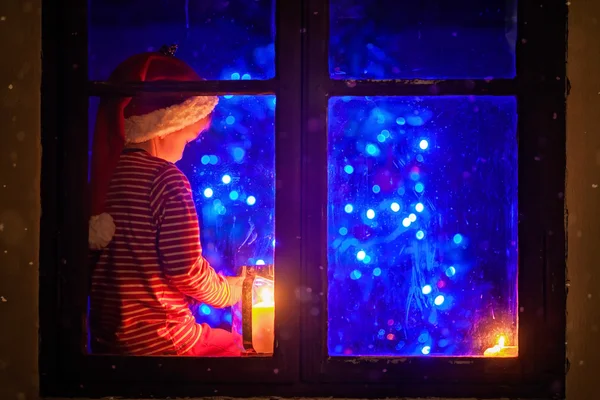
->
xmin=40 ymin=0 xmax=567 ymax=398
xmin=300 ymin=0 xmax=567 ymax=397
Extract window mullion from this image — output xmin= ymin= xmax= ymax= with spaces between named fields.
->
xmin=301 ymin=0 xmax=330 ymax=382
xmin=88 ymin=79 xmax=279 ymax=96
xmin=329 ymin=78 xmax=568 ymax=97
xmin=329 ymin=78 xmax=519 ymax=96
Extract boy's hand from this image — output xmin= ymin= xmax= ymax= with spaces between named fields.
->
xmin=225 ymin=275 xmax=245 ymax=305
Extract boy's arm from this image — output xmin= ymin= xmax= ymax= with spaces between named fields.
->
xmin=152 ymin=165 xmax=242 ymax=308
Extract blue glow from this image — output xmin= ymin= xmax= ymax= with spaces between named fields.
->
xmin=434 ymin=295 xmax=445 ymax=306
xmin=419 ymin=140 xmax=429 ymax=150
xmin=366 ymin=143 xmax=380 ymax=156
xmin=224 ymin=312 xmax=232 ymax=324
xmin=344 ymin=204 xmax=354 ymax=213
xmin=222 ymin=174 xmax=232 ymax=184
xmin=229 ymin=190 xmax=239 ymax=200
xmin=344 ymin=165 xmax=354 ymax=174
xmin=200 ymin=304 xmax=211 ymax=315
xmin=372 ymin=185 xmax=381 ymax=193
xmin=226 ymin=116 xmax=236 ymax=125
xmin=329 ymin=0 xmax=516 ymax=79
xmin=246 ymin=196 xmax=257 ymax=206
xmin=339 ymin=227 xmax=348 ymax=235
xmin=232 ymin=147 xmax=245 ymax=161
xmin=203 ymin=188 xmax=214 ymax=198
xmin=350 ymin=270 xmax=362 ymax=280
xmin=327 ymin=96 xmax=518 ymax=357
xmin=453 ymin=234 xmax=463 ymax=244
xmin=89 ymin=0 xmax=275 ymax=81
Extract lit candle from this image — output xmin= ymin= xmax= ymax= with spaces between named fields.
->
xmin=483 ymin=335 xmax=518 ymax=357
xmin=251 ymin=287 xmax=274 ymax=353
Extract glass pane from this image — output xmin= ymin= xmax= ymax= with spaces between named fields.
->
xmin=89 ymin=0 xmax=275 ymax=80
xmin=327 ymin=96 xmax=518 ymax=357
xmin=87 ymin=94 xmax=275 ymax=356
xmin=330 ymin=0 xmax=517 ymax=79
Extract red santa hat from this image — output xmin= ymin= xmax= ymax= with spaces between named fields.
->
xmin=88 ymin=46 xmax=218 ymax=250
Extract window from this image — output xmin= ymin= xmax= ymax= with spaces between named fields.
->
xmin=40 ymin=0 xmax=567 ymax=397
xmin=327 ymin=96 xmax=518 ymax=357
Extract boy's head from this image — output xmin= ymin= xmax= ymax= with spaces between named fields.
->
xmin=117 ymin=53 xmax=218 ymax=162
xmin=122 ymin=89 xmax=215 ymax=162
xmin=141 ymin=113 xmax=212 ymax=163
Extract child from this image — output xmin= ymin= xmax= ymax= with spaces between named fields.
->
xmin=87 ymin=48 xmax=244 ymax=356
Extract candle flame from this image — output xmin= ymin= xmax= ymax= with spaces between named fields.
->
xmin=484 ymin=335 xmax=511 ymax=357
xmin=259 ymin=286 xmax=274 ymax=305
xmin=497 ymin=335 xmax=505 ymax=347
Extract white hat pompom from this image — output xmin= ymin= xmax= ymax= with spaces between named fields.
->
xmin=89 ymin=212 xmax=116 ymax=250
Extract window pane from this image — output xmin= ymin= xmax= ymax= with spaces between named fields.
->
xmin=87 ymin=95 xmax=275 ymax=356
xmin=327 ymin=96 xmax=518 ymax=357
xmin=330 ymin=0 xmax=517 ymax=79
xmin=89 ymin=0 xmax=275 ymax=80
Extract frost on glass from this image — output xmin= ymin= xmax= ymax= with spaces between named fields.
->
xmin=330 ymin=0 xmax=517 ymax=79
xmin=178 ymin=95 xmax=276 ymax=329
xmin=89 ymin=0 xmax=275 ymax=80
xmin=327 ymin=96 xmax=518 ymax=357
xmin=87 ymin=95 xmax=276 ymax=334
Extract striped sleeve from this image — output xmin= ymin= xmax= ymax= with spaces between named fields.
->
xmin=151 ymin=164 xmax=235 ymax=308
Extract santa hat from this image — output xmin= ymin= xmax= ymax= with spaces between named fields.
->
xmin=88 ymin=47 xmax=218 ymax=250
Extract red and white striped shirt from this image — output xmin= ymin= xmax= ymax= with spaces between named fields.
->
xmin=89 ymin=149 xmax=238 ymax=356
